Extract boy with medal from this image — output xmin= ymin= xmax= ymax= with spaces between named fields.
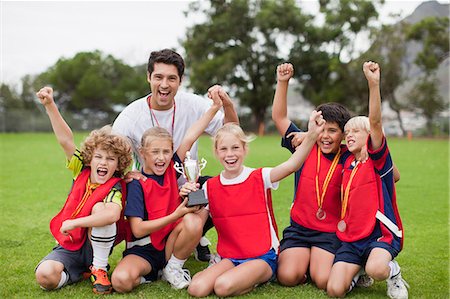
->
xmin=327 ymin=61 xmax=408 ymax=299
xmin=272 ymin=63 xmax=352 ymax=290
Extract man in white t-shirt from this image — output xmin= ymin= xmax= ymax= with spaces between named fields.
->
xmin=113 ymin=49 xmax=239 ymax=262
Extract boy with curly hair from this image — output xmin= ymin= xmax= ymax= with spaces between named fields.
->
xmin=35 ymin=87 xmax=132 ymax=294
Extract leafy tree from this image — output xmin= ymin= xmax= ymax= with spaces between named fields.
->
xmin=289 ymin=0 xmax=382 ymax=113
xmin=37 ymin=51 xmax=147 ymax=121
xmin=406 ymin=16 xmax=449 ymax=136
xmin=183 ymin=0 xmax=310 ymax=135
xmin=357 ymin=20 xmax=411 ymax=136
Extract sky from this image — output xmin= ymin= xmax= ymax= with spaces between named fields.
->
xmin=1 ymin=0 xmax=448 ymax=85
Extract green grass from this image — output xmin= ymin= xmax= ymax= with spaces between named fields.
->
xmin=0 ymin=133 xmax=448 ymax=298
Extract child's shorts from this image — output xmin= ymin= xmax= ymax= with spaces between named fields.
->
xmin=35 ymin=240 xmax=93 ymax=285
xmin=334 ymin=224 xmax=400 ymax=266
xmin=227 ymin=249 xmax=278 ymax=280
xmin=123 ymin=243 xmax=166 ymax=281
xmin=279 ymin=220 xmax=341 ymax=254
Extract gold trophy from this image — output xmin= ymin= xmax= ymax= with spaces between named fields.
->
xmin=174 ymin=151 xmax=208 ymax=207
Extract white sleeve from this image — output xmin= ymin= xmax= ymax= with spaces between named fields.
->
xmin=186 ymin=92 xmax=224 ymax=136
xmin=262 ymin=168 xmax=279 ymax=190
xmin=112 ymin=109 xmax=131 ymax=138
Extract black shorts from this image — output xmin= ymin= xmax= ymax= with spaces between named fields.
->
xmin=36 ymin=241 xmax=92 ymax=284
xmin=123 ymin=243 xmax=166 ymax=281
xmin=279 ymin=220 xmax=341 ymax=254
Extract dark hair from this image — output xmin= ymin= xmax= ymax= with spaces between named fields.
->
xmin=147 ymin=49 xmax=185 ymax=80
xmin=316 ymin=103 xmax=351 ymax=132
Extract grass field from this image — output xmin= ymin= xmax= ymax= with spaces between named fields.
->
xmin=0 ymin=133 xmax=448 ymax=298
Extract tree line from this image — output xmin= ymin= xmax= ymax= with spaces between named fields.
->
xmin=1 ymin=0 xmax=448 ymax=136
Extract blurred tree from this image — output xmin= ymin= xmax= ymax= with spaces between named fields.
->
xmin=352 ymin=20 xmax=411 ymax=136
xmin=406 ymin=16 xmax=449 ymax=136
xmin=289 ymin=0 xmax=382 ymax=113
xmin=36 ymin=51 xmax=147 ymax=122
xmin=183 ymin=0 xmax=311 ymax=135
xmin=0 ymin=83 xmax=22 ymax=110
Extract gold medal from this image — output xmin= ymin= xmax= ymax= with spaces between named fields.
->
xmin=315 ymin=148 xmax=340 ymax=221
xmin=316 ymin=208 xmax=326 ymax=220
xmin=337 ymin=220 xmax=347 ymax=232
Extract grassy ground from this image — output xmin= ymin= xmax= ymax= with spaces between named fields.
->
xmin=0 ymin=133 xmax=448 ymax=298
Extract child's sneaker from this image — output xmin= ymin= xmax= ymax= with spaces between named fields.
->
xmin=90 ymin=267 xmax=112 ymax=294
xmin=387 ymin=271 xmax=409 ymax=299
xmin=161 ymin=264 xmax=191 ymax=289
xmin=357 ymin=273 xmax=374 ymax=288
xmin=194 ymin=236 xmax=212 ymax=262
xmin=208 ymin=253 xmax=222 ymax=268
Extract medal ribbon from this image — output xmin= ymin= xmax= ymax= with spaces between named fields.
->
xmin=340 ymin=160 xmax=360 ymax=220
xmin=315 ymin=148 xmax=341 ymax=211
xmin=147 ymin=96 xmax=176 ymax=136
xmin=70 ymin=178 xmax=100 ymax=219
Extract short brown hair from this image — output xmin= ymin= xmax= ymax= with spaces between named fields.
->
xmin=81 ymin=125 xmax=132 ymax=177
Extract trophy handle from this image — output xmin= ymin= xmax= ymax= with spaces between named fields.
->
xmin=199 ymin=158 xmax=207 ymax=173
xmin=173 ymin=161 xmax=186 ymax=178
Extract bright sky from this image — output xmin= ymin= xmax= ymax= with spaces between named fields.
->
xmin=1 ymin=0 xmax=447 ymax=85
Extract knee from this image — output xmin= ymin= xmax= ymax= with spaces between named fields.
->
xmin=327 ymin=279 xmax=347 ymax=298
xmin=365 ymin=263 xmax=389 ymax=281
xmin=35 ymin=266 xmax=59 ymax=290
xmin=213 ymin=276 xmax=234 ymax=297
xmin=182 ymin=213 xmax=203 ymax=236
xmin=91 ymin=202 xmax=105 ymax=214
xmin=111 ymin=270 xmax=134 ymax=293
xmin=188 ymin=277 xmax=210 ymax=297
xmin=277 ymin=267 xmax=306 ymax=287
xmin=311 ymin=272 xmax=329 ymax=290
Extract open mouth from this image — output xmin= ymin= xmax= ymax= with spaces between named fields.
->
xmin=158 ymin=90 xmax=170 ymax=99
xmin=154 ymin=162 xmax=166 ymax=172
xmin=224 ymin=158 xmax=238 ymax=166
xmin=97 ymin=167 xmax=108 ymax=178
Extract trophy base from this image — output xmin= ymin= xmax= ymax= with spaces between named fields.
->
xmin=187 ymin=189 xmax=208 ymax=207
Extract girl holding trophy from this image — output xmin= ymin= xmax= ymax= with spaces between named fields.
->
xmin=183 ymin=110 xmax=327 ymax=297
xmin=111 ymin=89 xmax=223 ymax=292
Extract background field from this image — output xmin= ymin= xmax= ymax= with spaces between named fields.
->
xmin=0 ymin=133 xmax=448 ymax=298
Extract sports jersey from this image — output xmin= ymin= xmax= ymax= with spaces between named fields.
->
xmin=338 ymin=136 xmax=403 ymax=251
xmin=282 ymin=122 xmax=347 ymax=232
xmin=205 ymin=167 xmax=279 ymax=259
xmin=50 ymin=169 xmax=123 ymax=251
xmin=124 ymin=156 xmax=182 ymax=250
xmin=67 ymin=149 xmax=123 ymax=208
xmin=112 ymin=91 xmax=224 ymax=170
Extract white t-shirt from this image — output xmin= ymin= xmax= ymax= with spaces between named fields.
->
xmin=113 ymin=91 xmax=224 ymax=170
xmin=203 ymin=166 xmax=280 ymax=251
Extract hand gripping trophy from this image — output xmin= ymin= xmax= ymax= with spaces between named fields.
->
xmin=174 ymin=151 xmax=208 ymax=207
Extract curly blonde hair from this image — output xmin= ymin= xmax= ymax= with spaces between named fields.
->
xmin=80 ymin=125 xmax=132 ymax=177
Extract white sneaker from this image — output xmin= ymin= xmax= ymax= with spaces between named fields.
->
xmin=161 ymin=264 xmax=191 ymax=289
xmin=387 ymin=271 xmax=409 ymax=299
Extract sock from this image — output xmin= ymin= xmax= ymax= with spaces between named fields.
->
xmin=347 ymin=269 xmax=362 ymax=293
xmin=199 ymin=236 xmax=211 ymax=247
xmin=167 ymin=254 xmax=186 ymax=269
xmin=90 ymin=223 xmax=116 ymax=271
xmin=389 ymin=260 xmax=400 ymax=278
xmin=56 ymin=270 xmax=69 ymax=289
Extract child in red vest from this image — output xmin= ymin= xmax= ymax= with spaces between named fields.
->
xmin=272 ymin=63 xmax=353 ymax=290
xmin=111 ymin=88 xmax=224 ymax=292
xmin=327 ymin=61 xmax=408 ymax=299
xmin=185 ymin=110 xmax=326 ymax=297
xmin=35 ymin=87 xmax=132 ymax=294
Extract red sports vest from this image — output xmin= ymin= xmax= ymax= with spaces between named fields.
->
xmin=49 ymin=169 xmax=123 ymax=251
xmin=139 ymin=161 xmax=181 ymax=251
xmin=207 ymin=168 xmax=278 ymax=259
xmin=291 ymin=145 xmax=342 ymax=232
xmin=336 ymin=158 xmax=379 ymax=242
